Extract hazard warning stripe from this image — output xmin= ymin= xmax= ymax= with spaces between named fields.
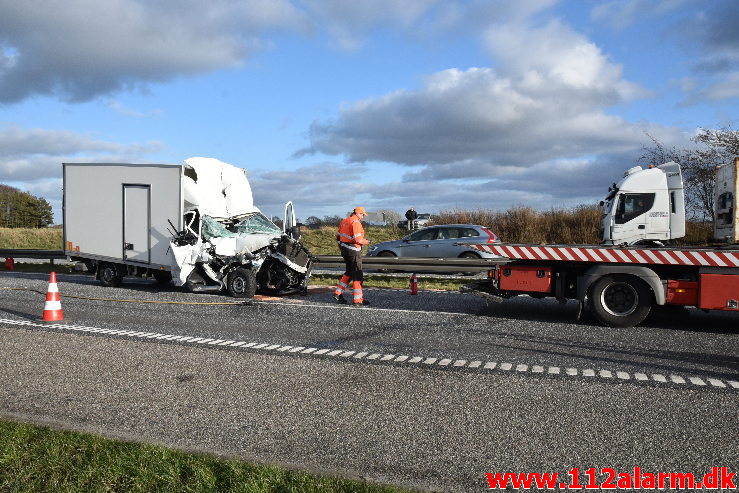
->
xmin=472 ymin=244 xmax=739 ymax=268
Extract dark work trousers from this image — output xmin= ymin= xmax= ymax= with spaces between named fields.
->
xmin=340 ymin=247 xmax=364 ymax=282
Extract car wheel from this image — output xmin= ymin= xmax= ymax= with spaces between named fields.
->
xmin=98 ymin=262 xmax=123 ymax=287
xmin=458 ymin=251 xmax=480 ymax=276
xmin=377 ymin=251 xmax=396 ymax=273
xmin=588 ymin=275 xmax=652 ymax=327
xmin=227 ymin=267 xmax=257 ymax=298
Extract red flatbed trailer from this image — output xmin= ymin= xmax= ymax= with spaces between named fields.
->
xmin=465 ymin=243 xmax=739 ymax=327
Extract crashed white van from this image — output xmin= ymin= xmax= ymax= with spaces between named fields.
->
xmin=63 ymin=157 xmax=312 ymax=298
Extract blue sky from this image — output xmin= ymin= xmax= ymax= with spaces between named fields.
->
xmin=1 ymin=0 xmax=738 ymax=224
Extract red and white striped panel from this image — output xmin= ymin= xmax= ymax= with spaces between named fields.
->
xmin=471 ymin=244 xmax=739 ymax=268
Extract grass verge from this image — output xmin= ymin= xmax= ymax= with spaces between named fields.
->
xmin=0 ymin=227 xmax=63 ymax=250
xmin=310 ymin=273 xmax=471 ymax=291
xmin=0 ymin=418 xmax=407 ymax=493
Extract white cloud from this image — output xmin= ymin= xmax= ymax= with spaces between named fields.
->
xmin=0 ymin=0 xmax=562 ymax=102
xmin=0 ymin=0 xmax=307 ymax=102
xmin=297 ymin=0 xmax=558 ymax=50
xmin=295 ymin=18 xmax=696 ymax=213
xmin=0 ymin=125 xmax=163 ymax=223
xmin=250 ymin=162 xmax=368 ymax=217
xmin=304 ymin=20 xmax=653 ymax=174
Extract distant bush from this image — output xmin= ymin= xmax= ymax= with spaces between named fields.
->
xmin=680 ymin=221 xmax=715 ymax=245
xmin=433 ymin=205 xmax=601 ymax=244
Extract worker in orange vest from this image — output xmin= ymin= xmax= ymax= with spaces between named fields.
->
xmin=334 ymin=206 xmax=370 ymax=306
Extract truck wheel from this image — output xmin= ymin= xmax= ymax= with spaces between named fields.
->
xmin=83 ymin=259 xmax=98 ymax=275
xmin=98 ymin=262 xmax=123 ymax=287
xmin=588 ymin=275 xmax=652 ymax=327
xmin=227 ymin=268 xmax=257 ymax=298
xmin=153 ymin=271 xmax=173 ymax=285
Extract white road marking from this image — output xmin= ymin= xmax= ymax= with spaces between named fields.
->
xmin=0 ymin=317 xmax=733 ymax=392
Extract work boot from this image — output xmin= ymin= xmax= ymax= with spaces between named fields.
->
xmin=353 ymin=299 xmax=370 ymax=306
xmin=333 ymin=294 xmax=347 ymax=304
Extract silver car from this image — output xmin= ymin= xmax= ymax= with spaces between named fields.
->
xmin=368 ymin=224 xmax=500 ymax=259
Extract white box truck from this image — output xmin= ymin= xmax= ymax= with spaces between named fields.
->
xmin=63 ymin=157 xmax=312 ymax=298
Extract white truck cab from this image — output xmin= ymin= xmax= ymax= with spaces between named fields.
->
xmin=600 ymin=162 xmax=685 ymax=245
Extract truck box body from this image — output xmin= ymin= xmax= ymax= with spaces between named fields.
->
xmin=62 ymin=158 xmax=312 ymax=297
xmin=714 ymin=157 xmax=738 ymax=243
xmin=63 ymin=163 xmax=182 ymax=269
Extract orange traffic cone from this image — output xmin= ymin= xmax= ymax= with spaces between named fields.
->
xmin=42 ymin=272 xmax=64 ymax=321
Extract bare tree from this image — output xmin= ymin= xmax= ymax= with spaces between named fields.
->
xmin=640 ymin=126 xmax=739 ymax=221
xmin=376 ymin=209 xmax=401 ymax=226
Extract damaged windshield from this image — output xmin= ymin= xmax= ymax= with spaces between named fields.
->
xmin=199 ymin=213 xmax=282 ymax=241
xmin=235 ymin=213 xmax=282 ymax=236
xmin=201 ymin=216 xmax=238 ymax=240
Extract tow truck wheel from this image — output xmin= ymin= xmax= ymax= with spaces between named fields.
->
xmin=98 ymin=262 xmax=123 ymax=287
xmin=227 ymin=268 xmax=257 ymax=298
xmin=588 ymin=275 xmax=652 ymax=327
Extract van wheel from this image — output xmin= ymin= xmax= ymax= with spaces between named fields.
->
xmin=98 ymin=262 xmax=123 ymax=287
xmin=227 ymin=268 xmax=257 ymax=298
xmin=588 ymin=275 xmax=651 ymax=327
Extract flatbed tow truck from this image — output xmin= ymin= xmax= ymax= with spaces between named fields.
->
xmin=461 ymin=242 xmax=738 ymax=327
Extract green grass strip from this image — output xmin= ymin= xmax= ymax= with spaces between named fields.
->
xmin=0 ymin=419 xmax=408 ymax=493
xmin=310 ymin=274 xmax=469 ymax=291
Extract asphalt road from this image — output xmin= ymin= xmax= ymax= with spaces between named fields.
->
xmin=0 ymin=271 xmax=737 ymax=492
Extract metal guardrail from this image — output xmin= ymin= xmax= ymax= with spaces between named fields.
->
xmin=313 ymin=255 xmax=510 ymax=273
xmin=0 ymin=249 xmax=510 ymax=273
xmin=0 ymin=249 xmax=67 ymax=260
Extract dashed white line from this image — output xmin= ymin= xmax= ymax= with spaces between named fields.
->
xmin=1 ymin=317 xmax=734 ymax=392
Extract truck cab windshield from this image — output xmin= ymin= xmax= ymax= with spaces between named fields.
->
xmin=615 ymin=193 xmax=655 ymax=224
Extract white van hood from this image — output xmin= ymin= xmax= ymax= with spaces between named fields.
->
xmin=182 ymin=157 xmax=259 ymax=219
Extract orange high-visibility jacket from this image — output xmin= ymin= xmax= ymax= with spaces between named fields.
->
xmin=337 ymin=214 xmax=368 ymax=252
